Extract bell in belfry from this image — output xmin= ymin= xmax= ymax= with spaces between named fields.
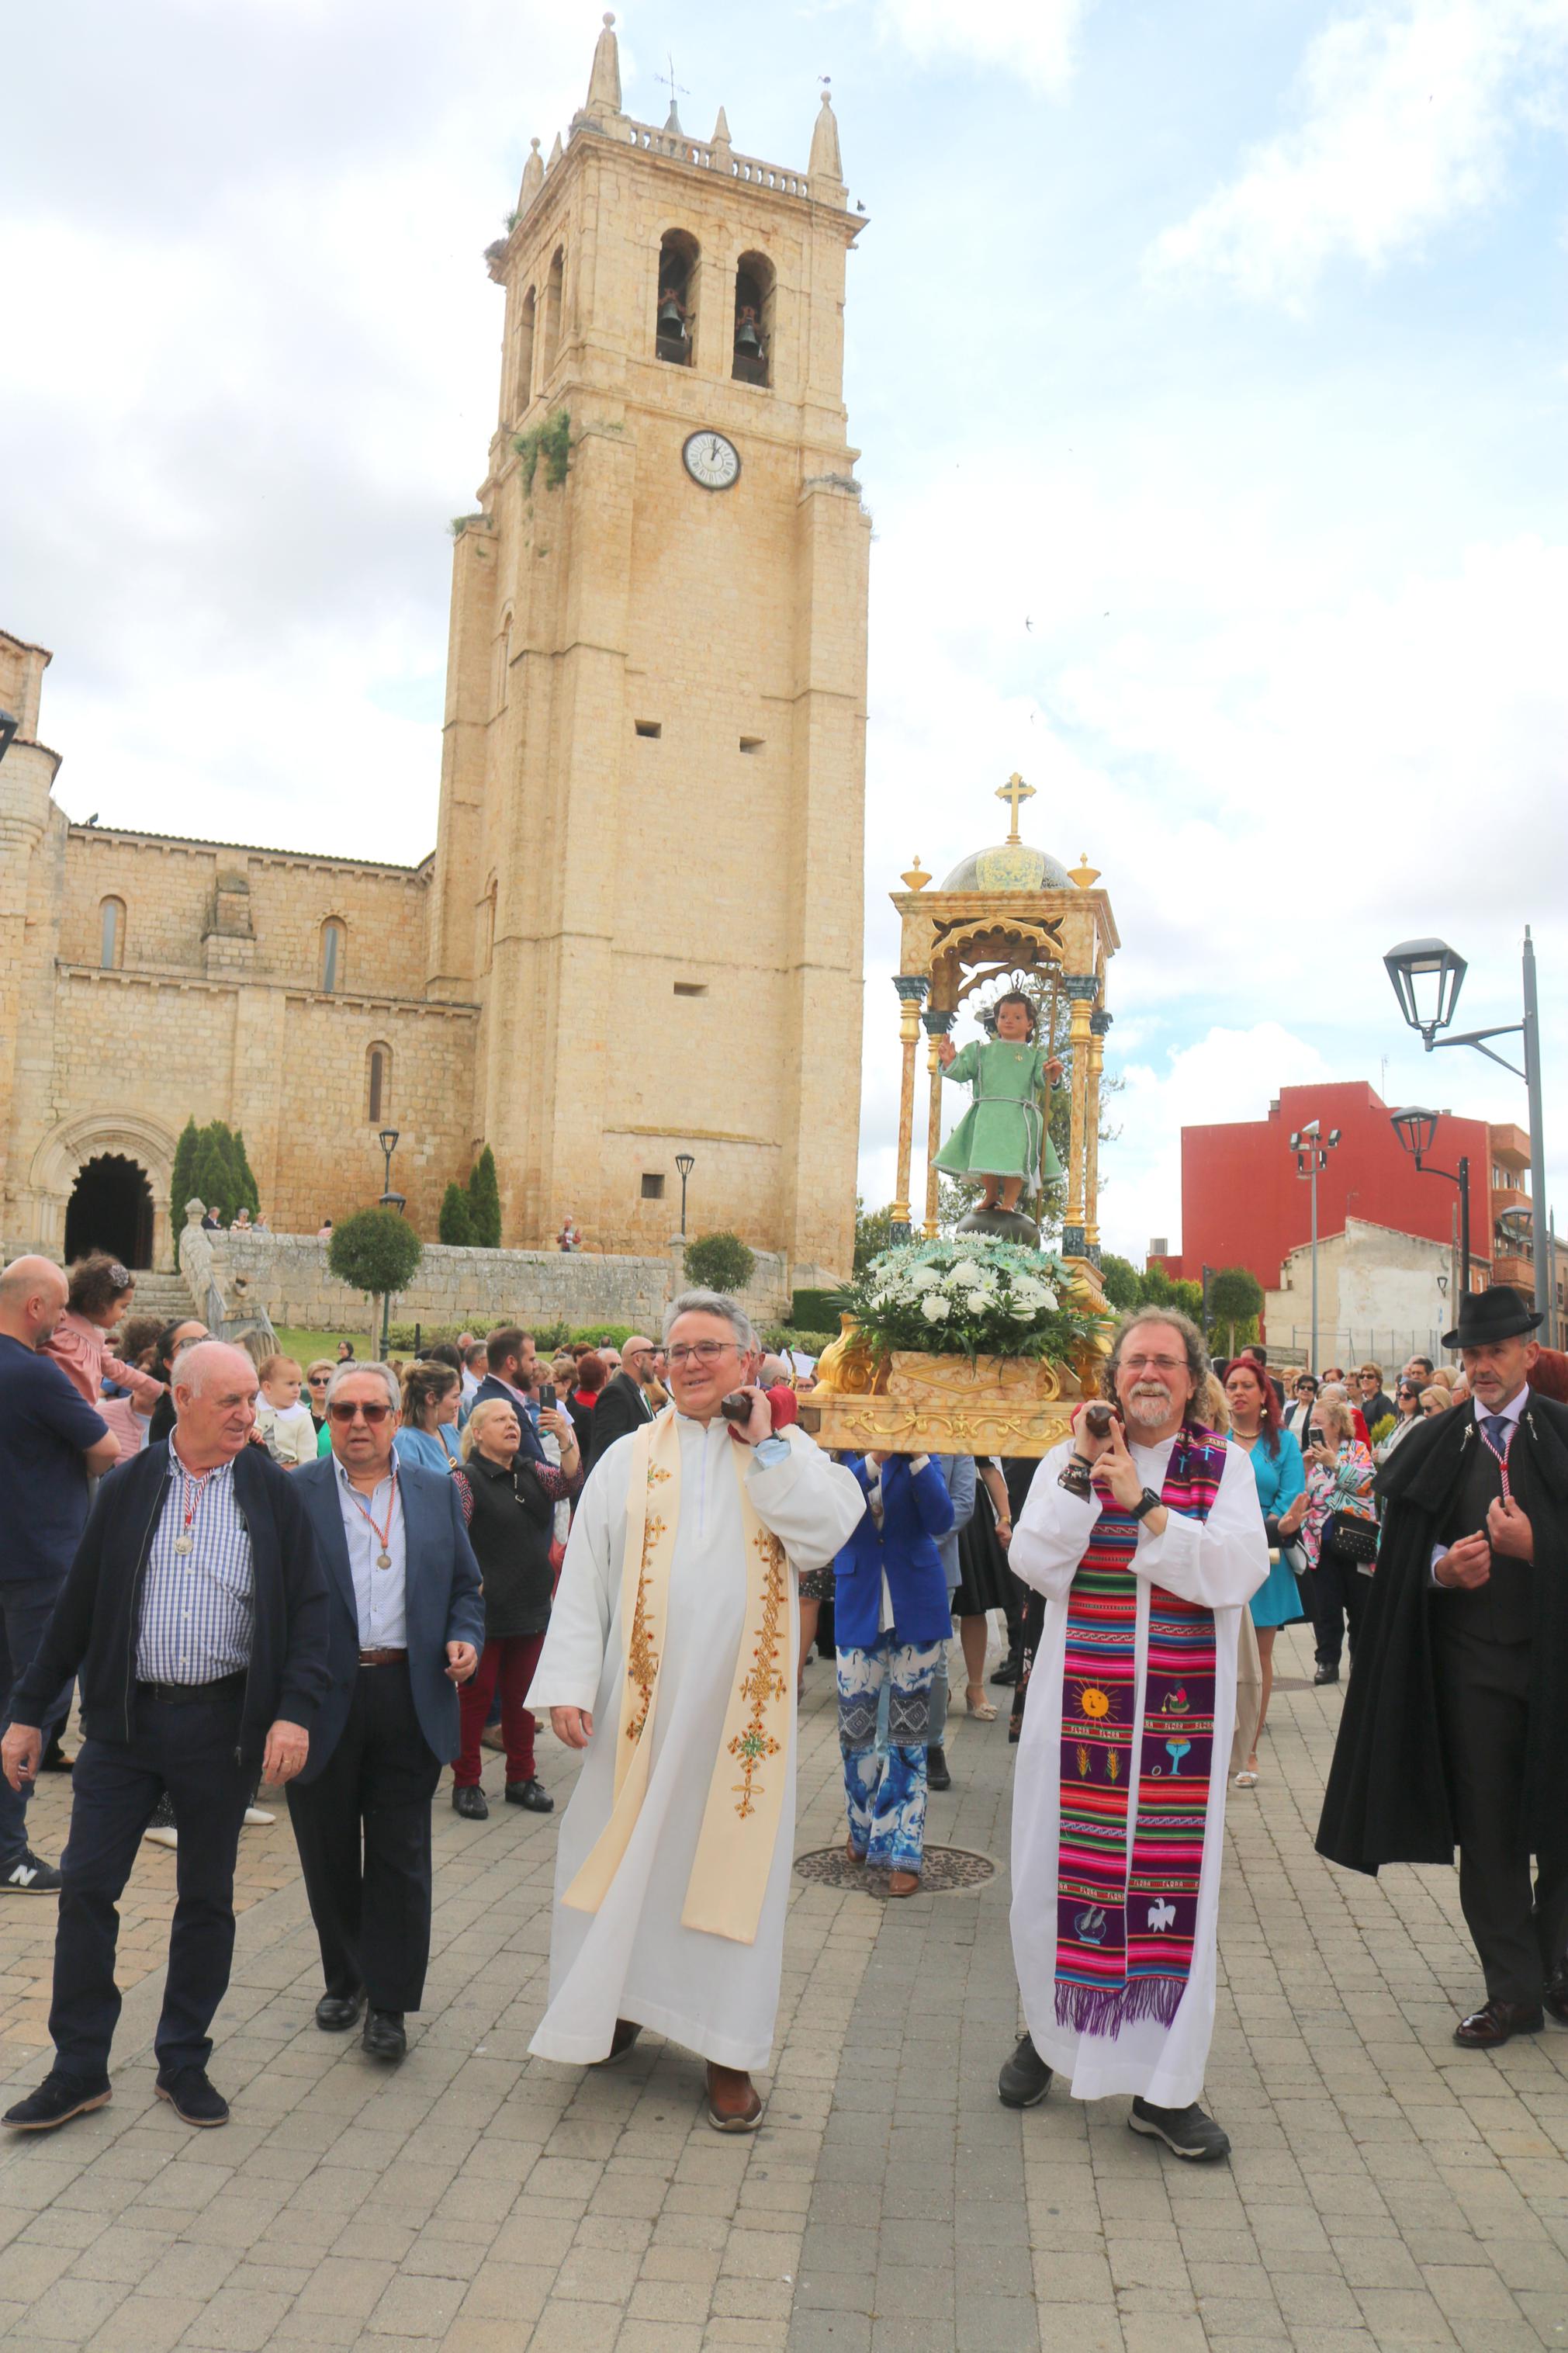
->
xmin=657 ymin=289 xmax=687 ymax=344
xmin=734 ymin=305 xmax=762 ymax=359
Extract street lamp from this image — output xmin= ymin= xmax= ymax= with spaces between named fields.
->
xmin=675 ymin=1152 xmax=695 ymax=1241
xmin=1389 ymin=1105 xmax=1469 ymax=1301
xmin=1289 ymin=1119 xmax=1341 ymax=1374
xmin=1383 ymin=929 xmax=1549 ymax=1328
xmin=376 ymin=1128 xmax=403 ymax=1355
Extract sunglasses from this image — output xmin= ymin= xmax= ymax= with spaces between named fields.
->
xmin=307 ymin=1374 xmax=331 ymax=1387
xmin=327 ymin=1400 xmax=392 ymax=1424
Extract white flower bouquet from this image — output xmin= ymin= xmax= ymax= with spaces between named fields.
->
xmin=839 ymin=1235 xmax=1107 ymax=1366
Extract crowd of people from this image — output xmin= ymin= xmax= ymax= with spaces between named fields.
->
xmin=1 ymin=1251 xmax=1564 ymax=2172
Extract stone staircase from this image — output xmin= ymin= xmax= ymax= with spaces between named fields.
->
xmin=130 ymin=1271 xmax=196 ymax=1322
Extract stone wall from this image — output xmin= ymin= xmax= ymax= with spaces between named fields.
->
xmin=188 ymin=1225 xmax=792 ymax=1341
xmin=1265 ymin=1217 xmax=1452 ymax=1367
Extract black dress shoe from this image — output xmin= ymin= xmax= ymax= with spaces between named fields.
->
xmin=452 ymin=1784 xmax=488 ymax=1820
xmin=315 ymin=1990 xmax=365 ymax=2032
xmin=2 ymin=2069 xmax=112 ymax=2132
xmin=1130 ymin=2097 xmax=1230 ymax=2162
xmin=38 ymin=1733 xmax=73 ymax=1772
xmin=1546 ymin=1966 xmax=1568 ymax=2026
xmin=156 ymin=2066 xmax=230 ymax=2127
xmin=1453 ymin=1998 xmax=1544 ymax=2050
xmin=997 ymin=2032 xmax=1052 ymax=2109
xmin=362 ymin=2008 xmax=407 ymax=2061
xmin=1314 ymin=1662 xmax=1341 ymax=1686
xmin=505 ymin=1779 xmax=554 ymax=1811
xmin=989 ymin=1660 xmax=1020 ymax=1686
xmin=926 ymin=1745 xmax=951 ymax=1791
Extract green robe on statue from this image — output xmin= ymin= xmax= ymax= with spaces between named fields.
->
xmin=933 ymin=1039 xmax=1063 ymax=1186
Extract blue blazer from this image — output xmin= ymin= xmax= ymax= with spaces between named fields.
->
xmin=832 ymin=1455 xmax=956 ymax=1651
xmin=291 ymin=1456 xmax=485 ymax=1779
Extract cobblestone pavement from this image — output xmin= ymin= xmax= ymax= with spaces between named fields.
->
xmin=2 ymin=1623 xmax=1566 ymax=2350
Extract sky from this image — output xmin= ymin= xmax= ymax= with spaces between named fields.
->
xmin=4 ymin=0 xmax=1566 ymax=1262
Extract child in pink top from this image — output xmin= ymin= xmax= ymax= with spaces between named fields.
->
xmin=45 ymin=1253 xmax=164 ymax=1415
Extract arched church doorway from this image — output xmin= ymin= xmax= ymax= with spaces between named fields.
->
xmin=64 ymin=1155 xmax=154 ymax=1270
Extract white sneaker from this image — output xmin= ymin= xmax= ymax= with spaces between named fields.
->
xmin=243 ymin=1806 xmax=275 ymax=1827
xmin=144 ymin=1825 xmax=178 ymax=1850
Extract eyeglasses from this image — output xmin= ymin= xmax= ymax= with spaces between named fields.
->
xmin=327 ymin=1400 xmax=392 ymax=1424
xmin=307 ymin=1374 xmax=331 ymax=1388
xmin=664 ymin=1340 xmax=742 ymax=1368
xmin=1120 ymin=1354 xmax=1186 ymax=1374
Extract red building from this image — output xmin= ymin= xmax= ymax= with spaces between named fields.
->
xmin=1151 ymin=1081 xmax=1531 ymax=1298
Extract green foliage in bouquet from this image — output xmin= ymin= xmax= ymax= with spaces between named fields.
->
xmin=838 ymin=1236 xmax=1111 ymax=1366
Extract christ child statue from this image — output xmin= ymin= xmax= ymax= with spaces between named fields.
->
xmin=934 ymin=990 xmax=1064 ymax=1214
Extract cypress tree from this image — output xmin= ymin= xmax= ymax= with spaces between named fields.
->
xmin=170 ymin=1118 xmax=200 ymax=1225
xmin=467 ymin=1145 xmax=502 ymax=1248
xmin=231 ymin=1129 xmax=261 ymax=1215
xmin=192 ymin=1132 xmax=232 ymax=1221
xmin=439 ymin=1183 xmax=476 ymax=1246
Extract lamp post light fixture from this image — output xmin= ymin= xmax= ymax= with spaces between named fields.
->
xmin=1383 ymin=929 xmax=1549 ymax=1329
xmin=1389 ymin=1105 xmax=1470 ymax=1302
xmin=376 ymin=1128 xmax=403 ymax=1355
xmin=674 ymin=1152 xmax=695 ymax=1242
xmin=1288 ymin=1119 xmax=1341 ymax=1374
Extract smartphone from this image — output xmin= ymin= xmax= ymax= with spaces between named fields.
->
xmin=538 ymin=1383 xmax=557 ymax=1412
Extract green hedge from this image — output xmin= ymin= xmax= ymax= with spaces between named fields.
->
xmin=791 ymin=1287 xmax=844 ymax=1331
xmin=760 ymin=1326 xmax=836 ymax=1360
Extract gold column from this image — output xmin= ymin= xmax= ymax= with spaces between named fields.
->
xmin=890 ymin=977 xmax=927 ymax=1232
xmin=1061 ymin=979 xmax=1096 ymax=1255
xmin=922 ymin=1007 xmax=954 ymax=1239
xmin=1085 ymin=1008 xmax=1109 ymax=1253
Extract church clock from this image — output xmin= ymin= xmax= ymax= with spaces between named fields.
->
xmin=682 ymin=430 xmax=741 ymax=490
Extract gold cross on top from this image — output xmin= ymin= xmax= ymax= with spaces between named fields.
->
xmin=995 ymin=771 xmax=1036 ymax=844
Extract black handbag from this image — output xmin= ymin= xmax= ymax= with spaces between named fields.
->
xmin=1326 ymin=1510 xmax=1379 ymax=1565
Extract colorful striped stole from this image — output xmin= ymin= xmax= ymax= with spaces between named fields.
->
xmin=1054 ymin=1425 xmax=1226 ymax=2034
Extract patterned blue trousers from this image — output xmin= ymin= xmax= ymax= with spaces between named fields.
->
xmin=837 ymin=1637 xmax=943 ymax=1873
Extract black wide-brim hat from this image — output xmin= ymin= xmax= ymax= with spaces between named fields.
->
xmin=1442 ymin=1284 xmax=1542 ymax=1352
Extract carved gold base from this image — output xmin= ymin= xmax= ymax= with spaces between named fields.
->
xmin=801 ymin=1350 xmax=1089 ymax=1458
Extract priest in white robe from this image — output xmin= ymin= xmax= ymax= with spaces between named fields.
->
xmin=1002 ymin=1308 xmax=1267 ymax=2162
xmin=528 ymin=1287 xmax=864 ymax=2130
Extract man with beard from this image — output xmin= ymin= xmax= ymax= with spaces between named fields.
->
xmin=999 ymin=1308 xmax=1267 ymax=2161
xmin=1318 ymin=1287 xmax=1568 ymax=2048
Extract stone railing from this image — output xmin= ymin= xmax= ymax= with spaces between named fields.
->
xmin=178 ymin=1206 xmax=282 ymax=1360
xmin=621 ymin=117 xmax=806 ymax=197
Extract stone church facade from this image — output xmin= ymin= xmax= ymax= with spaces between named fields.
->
xmin=0 ymin=20 xmax=867 ymax=1282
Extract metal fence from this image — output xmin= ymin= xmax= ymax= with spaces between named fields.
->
xmin=1267 ymin=1327 xmax=1449 ymax=1371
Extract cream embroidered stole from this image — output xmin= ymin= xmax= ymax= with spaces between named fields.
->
xmin=562 ymin=1410 xmax=796 ymax=1944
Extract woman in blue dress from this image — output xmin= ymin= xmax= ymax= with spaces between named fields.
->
xmin=1223 ymin=1356 xmax=1307 ymax=1788
xmin=393 ymin=1360 xmax=464 ymax=1474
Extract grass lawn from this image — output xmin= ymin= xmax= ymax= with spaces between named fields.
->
xmin=275 ymin=1326 xmax=375 ymax=1367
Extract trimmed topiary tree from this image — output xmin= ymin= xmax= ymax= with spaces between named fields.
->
xmin=684 ymin=1231 xmax=756 ymax=1295
xmin=438 ymin=1183 xmax=476 ymax=1246
xmin=466 ymin=1145 xmax=502 ymax=1248
xmin=329 ymin=1208 xmax=424 ymax=1349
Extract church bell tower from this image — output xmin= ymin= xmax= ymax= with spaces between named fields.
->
xmin=427 ymin=16 xmax=869 ymax=1278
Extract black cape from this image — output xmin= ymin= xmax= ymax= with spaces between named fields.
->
xmin=1316 ymin=1391 xmax=1568 ymax=1876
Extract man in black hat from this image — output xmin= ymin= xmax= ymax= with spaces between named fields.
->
xmin=1317 ymin=1286 xmax=1568 ymax=2047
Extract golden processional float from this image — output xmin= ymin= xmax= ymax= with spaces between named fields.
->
xmin=801 ymin=776 xmax=1120 ymax=1458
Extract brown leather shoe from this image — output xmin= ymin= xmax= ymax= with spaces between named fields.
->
xmin=887 ymin=1870 xmax=921 ymax=1897
xmin=594 ymin=2018 xmax=642 ymax=2066
xmin=706 ymin=2064 xmax=764 ymax=2133
xmin=1546 ymin=1967 xmax=1568 ymax=2026
xmin=845 ymin=1834 xmax=865 ymax=1866
xmin=1453 ymin=1998 xmax=1544 ymax=2049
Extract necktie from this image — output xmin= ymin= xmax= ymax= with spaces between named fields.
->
xmin=1482 ymin=1415 xmax=1511 ymax=1450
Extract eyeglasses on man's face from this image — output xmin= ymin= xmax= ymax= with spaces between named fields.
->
xmin=327 ymin=1400 xmax=392 ymax=1425
xmin=1121 ymin=1353 xmax=1185 ymax=1375
xmin=664 ymin=1339 xmax=742 ymax=1369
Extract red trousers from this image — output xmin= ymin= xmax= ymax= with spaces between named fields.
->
xmin=454 ymin=1633 xmax=545 ymax=1787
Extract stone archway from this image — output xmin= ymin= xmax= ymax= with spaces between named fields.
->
xmin=64 ymin=1155 xmax=155 ymax=1269
xmin=28 ymin=1110 xmax=180 ymax=1270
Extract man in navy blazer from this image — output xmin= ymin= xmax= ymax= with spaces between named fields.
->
xmin=832 ymin=1452 xmax=954 ymax=1897
xmin=287 ymin=1362 xmax=483 ymax=2061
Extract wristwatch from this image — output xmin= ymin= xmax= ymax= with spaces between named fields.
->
xmin=1130 ymin=1488 xmax=1163 ymax=1522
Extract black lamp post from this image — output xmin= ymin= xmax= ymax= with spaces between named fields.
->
xmin=376 ymin=1128 xmax=404 ymax=1355
xmin=1389 ymin=1105 xmax=1470 ymax=1302
xmin=1384 ymin=930 xmax=1549 ymax=1328
xmin=675 ymin=1152 xmax=695 ymax=1240
xmin=1288 ymin=1120 xmax=1341 ymax=1372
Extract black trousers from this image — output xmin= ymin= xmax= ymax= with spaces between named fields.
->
xmin=1434 ymin=1627 xmax=1568 ymax=2007
xmin=1307 ymin=1543 xmax=1370 ymax=1668
xmin=50 ymin=1680 xmax=249 ymax=2080
xmin=286 ymin=1661 xmax=441 ymax=2012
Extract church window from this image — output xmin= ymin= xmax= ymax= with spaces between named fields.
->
xmin=542 ymin=248 xmax=564 ymax=376
xmin=516 ymin=287 xmax=536 ymax=413
xmin=673 ymin=982 xmax=707 ymax=997
xmin=480 ymin=875 xmax=497 ymax=973
xmin=732 ymin=252 xmax=774 ymax=386
xmin=367 ymin=1044 xmax=391 ymax=1124
xmin=320 ymin=919 xmax=346 ymax=993
xmin=656 ymin=231 xmax=698 ymax=366
xmin=739 ymin=736 xmax=763 ymax=754
xmin=641 ymin=1173 xmax=666 ymax=1200
xmin=635 ymin=719 xmax=662 ymax=739
xmin=99 ymin=896 xmax=125 ymax=971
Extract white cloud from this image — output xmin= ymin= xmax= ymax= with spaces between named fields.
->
xmin=875 ymin=0 xmax=1089 ymax=95
xmin=1149 ymin=0 xmax=1568 ymax=305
